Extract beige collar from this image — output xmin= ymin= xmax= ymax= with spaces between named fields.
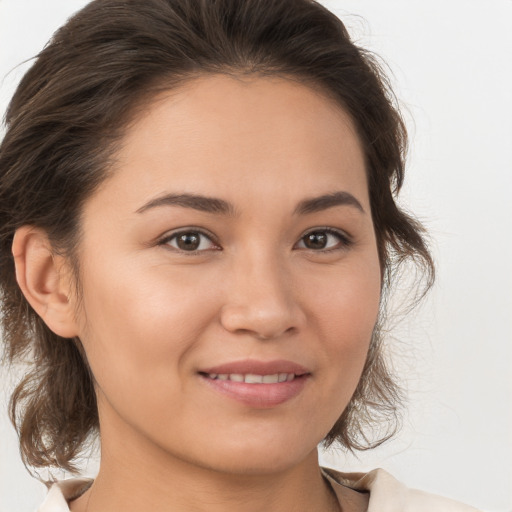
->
xmin=39 ymin=467 xmax=480 ymax=512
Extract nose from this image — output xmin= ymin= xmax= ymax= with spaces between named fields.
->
xmin=219 ymin=254 xmax=306 ymax=340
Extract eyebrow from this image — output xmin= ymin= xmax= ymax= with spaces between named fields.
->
xmin=136 ymin=193 xmax=237 ymax=216
xmin=294 ymin=191 xmax=365 ymax=215
xmin=135 ymin=190 xmax=365 ymax=216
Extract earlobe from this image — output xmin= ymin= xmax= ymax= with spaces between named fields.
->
xmin=12 ymin=226 xmax=79 ymax=339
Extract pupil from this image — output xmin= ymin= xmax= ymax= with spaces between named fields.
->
xmin=305 ymin=232 xmax=327 ymax=249
xmin=177 ymin=233 xmax=200 ymax=250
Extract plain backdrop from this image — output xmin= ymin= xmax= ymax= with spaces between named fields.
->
xmin=1 ymin=1 xmax=511 ymax=511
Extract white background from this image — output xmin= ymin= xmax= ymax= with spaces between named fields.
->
xmin=0 ymin=1 xmax=511 ymax=511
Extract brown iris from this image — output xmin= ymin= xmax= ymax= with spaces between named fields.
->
xmin=303 ymin=231 xmax=328 ymax=249
xmin=176 ymin=232 xmax=201 ymax=251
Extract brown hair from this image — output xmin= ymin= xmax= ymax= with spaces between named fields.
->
xmin=0 ymin=0 xmax=434 ymax=473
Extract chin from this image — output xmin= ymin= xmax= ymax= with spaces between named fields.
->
xmin=173 ymin=433 xmax=320 ymax=477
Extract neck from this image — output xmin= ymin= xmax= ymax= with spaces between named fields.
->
xmin=89 ymin=454 xmax=337 ymax=512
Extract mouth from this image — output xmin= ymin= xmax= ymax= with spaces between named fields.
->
xmin=200 ymin=372 xmax=299 ymax=384
xmin=197 ymin=360 xmax=311 ymax=408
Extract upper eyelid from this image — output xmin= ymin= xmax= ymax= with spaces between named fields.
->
xmin=158 ymin=226 xmax=350 ymax=239
xmin=301 ymin=226 xmax=351 ymax=238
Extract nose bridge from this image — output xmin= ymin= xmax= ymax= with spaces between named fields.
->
xmin=220 ymin=244 xmax=303 ymax=339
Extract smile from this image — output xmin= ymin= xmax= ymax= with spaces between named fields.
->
xmin=205 ymin=373 xmax=297 ymax=383
xmin=198 ymin=360 xmax=311 ymax=408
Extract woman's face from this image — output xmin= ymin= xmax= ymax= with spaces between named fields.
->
xmin=72 ymin=74 xmax=381 ymax=474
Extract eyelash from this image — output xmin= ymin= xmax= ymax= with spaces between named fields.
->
xmin=158 ymin=228 xmax=221 ymax=254
xmin=158 ymin=227 xmax=353 ymax=255
xmin=296 ymin=227 xmax=353 ymax=253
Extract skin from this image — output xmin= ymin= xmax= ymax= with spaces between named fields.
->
xmin=13 ymin=74 xmax=381 ymax=511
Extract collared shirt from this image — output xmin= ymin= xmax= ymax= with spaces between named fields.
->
xmin=37 ymin=467 xmax=482 ymax=511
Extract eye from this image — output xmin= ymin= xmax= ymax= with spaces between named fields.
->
xmin=160 ymin=230 xmax=219 ymax=252
xmin=296 ymin=228 xmax=352 ymax=251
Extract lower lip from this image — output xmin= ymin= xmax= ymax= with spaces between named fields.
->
xmin=199 ymin=374 xmax=309 ymax=408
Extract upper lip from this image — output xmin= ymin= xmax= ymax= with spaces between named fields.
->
xmin=199 ymin=359 xmax=310 ymax=376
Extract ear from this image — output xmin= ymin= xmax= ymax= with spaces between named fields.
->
xmin=12 ymin=226 xmax=79 ymax=338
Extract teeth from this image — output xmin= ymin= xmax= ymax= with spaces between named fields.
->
xmin=207 ymin=372 xmax=296 ymax=383
xmin=245 ymin=374 xmax=264 ymax=384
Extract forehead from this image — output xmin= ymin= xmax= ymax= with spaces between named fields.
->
xmin=97 ymin=73 xmax=368 ymax=213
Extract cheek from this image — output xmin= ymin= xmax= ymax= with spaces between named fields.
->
xmin=314 ymin=257 xmax=380 ymax=337
xmin=74 ymin=260 xmax=218 ymax=406
xmin=308 ymin=255 xmax=381 ymax=387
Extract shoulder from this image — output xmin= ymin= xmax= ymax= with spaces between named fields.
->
xmin=37 ymin=478 xmax=93 ymax=512
xmin=321 ymin=467 xmax=482 ymax=512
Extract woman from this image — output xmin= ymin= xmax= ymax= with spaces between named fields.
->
xmin=0 ymin=0 xmax=481 ymax=510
